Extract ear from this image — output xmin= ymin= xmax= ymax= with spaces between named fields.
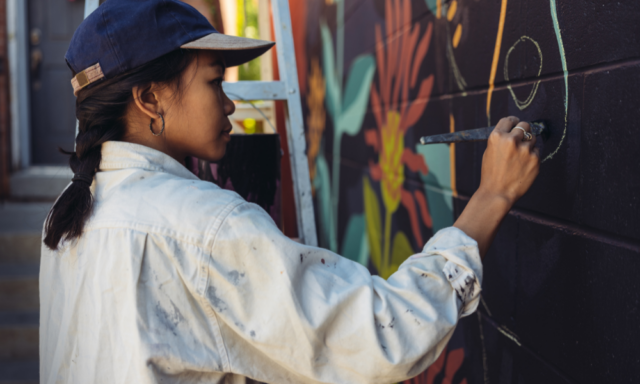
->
xmin=132 ymin=84 xmax=161 ymax=120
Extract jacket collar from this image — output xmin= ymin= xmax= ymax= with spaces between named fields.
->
xmin=100 ymin=141 xmax=199 ymax=181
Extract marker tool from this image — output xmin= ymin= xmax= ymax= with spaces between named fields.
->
xmin=419 ymin=121 xmax=548 ymax=145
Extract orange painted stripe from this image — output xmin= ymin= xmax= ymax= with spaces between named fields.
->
xmin=447 ymin=0 xmax=457 ymax=21
xmin=486 ymin=0 xmax=508 ymax=121
xmin=452 ymin=23 xmax=462 ymax=48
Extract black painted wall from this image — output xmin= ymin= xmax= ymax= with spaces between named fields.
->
xmin=296 ymin=0 xmax=640 ymax=382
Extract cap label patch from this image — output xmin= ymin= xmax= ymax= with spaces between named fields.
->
xmin=71 ymin=63 xmax=105 ymax=96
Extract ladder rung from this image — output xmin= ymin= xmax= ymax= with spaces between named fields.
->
xmin=222 ymin=81 xmax=288 ymax=101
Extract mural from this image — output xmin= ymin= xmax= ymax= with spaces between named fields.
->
xmin=363 ymin=0 xmax=434 ymax=278
xmin=297 ymin=0 xmax=640 ymax=382
xmin=316 ymin=6 xmax=376 ymax=253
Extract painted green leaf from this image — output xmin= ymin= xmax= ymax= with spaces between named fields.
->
xmin=315 ymin=152 xmax=337 ymax=251
xmin=338 ymin=54 xmax=376 ymax=137
xmin=363 ymin=177 xmax=382 ymax=272
xmin=320 ymin=22 xmax=341 ymax=122
xmin=358 ymin=231 xmax=370 ymax=267
xmin=341 ymin=214 xmax=365 ymax=262
xmin=424 ymin=0 xmax=438 ymax=14
xmin=415 ymin=143 xmax=454 ymax=232
xmin=390 ymin=231 xmax=414 ymax=274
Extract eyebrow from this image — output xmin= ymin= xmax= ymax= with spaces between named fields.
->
xmin=210 ymin=60 xmax=226 ymax=72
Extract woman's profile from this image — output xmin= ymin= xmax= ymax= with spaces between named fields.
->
xmin=40 ymin=1 xmax=540 ymax=383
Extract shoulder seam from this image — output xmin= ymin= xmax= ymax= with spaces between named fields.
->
xmin=197 ymin=199 xmax=246 ymax=374
xmin=81 ymin=221 xmax=209 ymax=251
xmin=208 ymin=200 xmax=247 ymax=254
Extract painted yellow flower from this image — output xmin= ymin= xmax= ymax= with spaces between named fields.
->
xmin=379 ymin=111 xmax=404 ymax=214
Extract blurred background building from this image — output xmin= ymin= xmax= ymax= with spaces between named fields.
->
xmin=0 ymin=0 xmax=280 ymax=200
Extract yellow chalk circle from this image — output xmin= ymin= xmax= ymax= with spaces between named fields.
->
xmin=504 ymin=35 xmax=543 ymax=110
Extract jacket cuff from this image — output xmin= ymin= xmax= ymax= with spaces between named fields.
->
xmin=409 ymin=227 xmax=483 ymax=317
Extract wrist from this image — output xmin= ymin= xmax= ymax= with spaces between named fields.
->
xmin=453 ymin=188 xmax=514 ymax=259
xmin=475 ymin=186 xmax=516 ymax=211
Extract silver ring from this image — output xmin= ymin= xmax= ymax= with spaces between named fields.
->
xmin=512 ymin=126 xmax=526 ymax=135
xmin=512 ymin=126 xmax=532 ymax=141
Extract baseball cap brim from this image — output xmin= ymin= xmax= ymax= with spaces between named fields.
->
xmin=181 ymin=33 xmax=275 ymax=68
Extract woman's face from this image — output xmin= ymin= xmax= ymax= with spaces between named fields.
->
xmin=166 ymin=50 xmax=236 ymax=162
xmin=128 ymin=50 xmax=236 ymax=163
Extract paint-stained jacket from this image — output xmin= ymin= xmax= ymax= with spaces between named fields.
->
xmin=39 ymin=141 xmax=482 ymax=384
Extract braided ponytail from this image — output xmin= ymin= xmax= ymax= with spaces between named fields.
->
xmin=44 ymin=49 xmax=197 ymax=250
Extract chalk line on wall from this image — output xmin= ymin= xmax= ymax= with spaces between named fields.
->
xmin=504 ymin=36 xmax=543 ymax=110
xmin=544 ymin=0 xmax=569 ymax=163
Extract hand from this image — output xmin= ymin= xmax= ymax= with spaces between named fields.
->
xmin=478 ymin=116 xmax=540 ymax=207
xmin=453 ymin=116 xmax=540 ymax=258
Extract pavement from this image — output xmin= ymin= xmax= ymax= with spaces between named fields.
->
xmin=0 ymin=202 xmax=52 ymax=384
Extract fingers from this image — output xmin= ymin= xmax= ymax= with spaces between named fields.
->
xmin=494 ymin=116 xmax=520 ymax=134
xmin=508 ymin=121 xmax=528 ymax=140
xmin=491 ymin=116 xmax=539 ymax=154
xmin=531 ymin=146 xmax=541 ymax=159
xmin=522 ymin=131 xmax=537 ymax=151
xmin=513 ymin=121 xmax=538 ymax=150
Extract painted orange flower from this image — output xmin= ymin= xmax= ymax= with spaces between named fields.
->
xmin=366 ymin=0 xmax=435 ymax=249
xmin=306 ymin=58 xmax=326 ymax=195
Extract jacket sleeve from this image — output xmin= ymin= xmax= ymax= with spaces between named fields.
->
xmin=203 ymin=202 xmax=482 ymax=384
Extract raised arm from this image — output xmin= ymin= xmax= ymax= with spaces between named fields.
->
xmin=203 ymin=202 xmax=481 ymax=384
xmin=453 ymin=116 xmax=540 ymax=258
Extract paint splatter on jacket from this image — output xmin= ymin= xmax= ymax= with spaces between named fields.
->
xmin=39 ymin=141 xmax=482 ymax=384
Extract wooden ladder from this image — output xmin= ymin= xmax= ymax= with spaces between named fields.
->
xmin=83 ymin=0 xmax=317 ymax=247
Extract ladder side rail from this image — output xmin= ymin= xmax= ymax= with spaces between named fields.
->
xmin=222 ymin=81 xmax=287 ymax=101
xmin=84 ymin=0 xmax=100 ymax=17
xmin=78 ymin=0 xmax=317 ymax=246
xmin=270 ymin=0 xmax=317 ymax=247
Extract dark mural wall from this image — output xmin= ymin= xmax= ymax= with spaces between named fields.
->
xmin=294 ymin=0 xmax=640 ymax=382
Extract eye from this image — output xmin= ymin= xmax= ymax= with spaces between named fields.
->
xmin=210 ymin=78 xmax=223 ymax=87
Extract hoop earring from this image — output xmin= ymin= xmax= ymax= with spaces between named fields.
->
xmin=150 ymin=113 xmax=165 ymax=136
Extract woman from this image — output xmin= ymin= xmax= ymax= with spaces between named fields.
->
xmin=40 ymin=1 xmax=540 ymax=383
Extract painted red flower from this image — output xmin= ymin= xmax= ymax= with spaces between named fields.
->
xmin=365 ymin=0 xmax=435 ymax=247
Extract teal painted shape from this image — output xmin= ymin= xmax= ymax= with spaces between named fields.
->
xmin=550 ymin=0 xmax=568 ymax=111
xmin=341 ymin=214 xmax=365 ymax=263
xmin=424 ymin=0 xmax=437 ymax=14
xmin=321 ymin=20 xmax=376 ymax=253
xmin=358 ymin=232 xmax=369 ymax=267
xmin=314 ymin=152 xmax=336 ymax=250
xmin=320 ymin=22 xmax=341 ymax=122
xmin=544 ymin=0 xmax=569 ymax=162
xmin=416 ymin=143 xmax=454 ymax=232
xmin=320 ymin=20 xmax=375 ymax=138
xmin=417 ymin=143 xmax=452 ymax=190
xmin=339 ymin=55 xmax=376 ymax=137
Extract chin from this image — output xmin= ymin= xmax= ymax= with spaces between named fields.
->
xmin=189 ymin=138 xmax=229 ymax=163
xmin=202 ymin=146 xmax=227 ymax=163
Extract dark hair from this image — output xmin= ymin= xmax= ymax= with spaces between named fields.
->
xmin=44 ymin=49 xmax=197 ymax=250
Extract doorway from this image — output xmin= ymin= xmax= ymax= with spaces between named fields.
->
xmin=28 ymin=0 xmax=84 ymax=164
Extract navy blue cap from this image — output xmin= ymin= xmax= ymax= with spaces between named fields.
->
xmin=66 ymin=0 xmax=274 ymax=95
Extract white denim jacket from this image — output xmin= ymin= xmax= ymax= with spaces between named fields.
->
xmin=40 ymin=141 xmax=482 ymax=384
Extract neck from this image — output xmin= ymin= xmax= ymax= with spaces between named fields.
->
xmin=121 ymin=120 xmax=186 ymax=165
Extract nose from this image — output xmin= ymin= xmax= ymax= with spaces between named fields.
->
xmin=223 ymin=91 xmax=236 ymax=116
